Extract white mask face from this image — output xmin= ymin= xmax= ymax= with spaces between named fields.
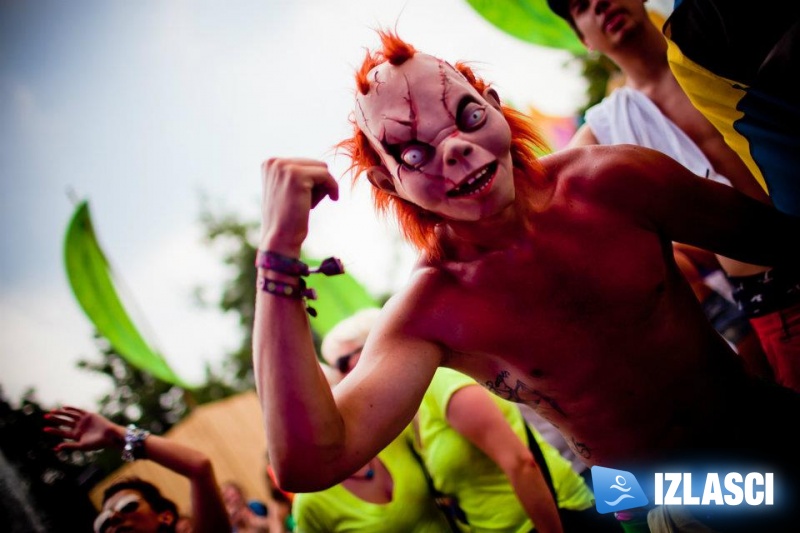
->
xmin=355 ymin=53 xmax=515 ymax=221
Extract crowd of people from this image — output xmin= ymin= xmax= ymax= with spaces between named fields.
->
xmin=43 ymin=1 xmax=799 ymax=531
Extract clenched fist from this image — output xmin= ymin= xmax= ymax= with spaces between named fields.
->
xmin=259 ymin=158 xmax=339 ymax=257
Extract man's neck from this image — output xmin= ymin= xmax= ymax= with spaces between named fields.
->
xmin=612 ymin=22 xmax=670 ymax=94
xmin=437 ymin=201 xmax=532 ymax=261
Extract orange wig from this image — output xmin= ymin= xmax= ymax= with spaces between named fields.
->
xmin=337 ymin=30 xmax=548 ymax=260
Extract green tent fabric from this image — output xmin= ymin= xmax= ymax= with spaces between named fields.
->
xmin=465 ymin=0 xmax=585 ymax=55
xmin=302 ymin=255 xmax=380 ymax=338
xmin=64 ymin=201 xmax=191 ymax=387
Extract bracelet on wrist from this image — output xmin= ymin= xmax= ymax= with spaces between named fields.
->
xmin=121 ymin=424 xmax=150 ymax=463
xmin=255 ymin=250 xmax=344 ymax=278
xmin=257 ymin=275 xmax=319 ymax=317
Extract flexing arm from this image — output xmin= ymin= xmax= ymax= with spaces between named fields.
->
xmin=446 ymin=386 xmax=563 ymax=533
xmin=43 ymin=407 xmax=229 ymax=533
xmin=254 ymin=158 xmax=440 ymax=491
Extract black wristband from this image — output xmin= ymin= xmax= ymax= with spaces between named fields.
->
xmin=255 ymin=250 xmax=345 ymax=278
xmin=255 ymin=251 xmax=308 ymax=276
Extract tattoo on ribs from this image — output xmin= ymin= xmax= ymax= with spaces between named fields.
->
xmin=484 ymin=370 xmax=565 ymax=416
xmin=571 ymin=438 xmax=592 ymax=460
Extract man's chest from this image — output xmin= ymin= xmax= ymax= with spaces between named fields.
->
xmin=441 ymin=220 xmax=668 ymax=323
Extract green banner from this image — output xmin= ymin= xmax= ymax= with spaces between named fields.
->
xmin=64 ymin=201 xmax=191 ymax=387
xmin=466 ymin=0 xmax=584 ymax=55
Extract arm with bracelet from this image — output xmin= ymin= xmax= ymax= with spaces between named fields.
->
xmin=43 ymin=407 xmax=230 ymax=533
xmin=255 ymin=157 xmax=443 ymax=493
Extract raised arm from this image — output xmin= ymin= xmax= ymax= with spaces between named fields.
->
xmin=446 ymin=385 xmax=564 ymax=533
xmin=43 ymin=407 xmax=229 ymax=533
xmin=254 ymin=158 xmax=440 ymax=491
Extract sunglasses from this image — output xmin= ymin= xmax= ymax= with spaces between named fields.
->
xmin=94 ymin=494 xmax=142 ymax=533
xmin=334 ymin=346 xmax=363 ymax=374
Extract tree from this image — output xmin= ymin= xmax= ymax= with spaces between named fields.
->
xmin=195 ymin=202 xmax=265 ymax=389
xmin=571 ymin=52 xmax=621 ymax=119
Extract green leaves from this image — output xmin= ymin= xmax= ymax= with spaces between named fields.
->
xmin=302 ymin=254 xmax=379 ymax=338
xmin=465 ymin=0 xmax=585 ymax=55
xmin=64 ymin=198 xmax=381 ymax=390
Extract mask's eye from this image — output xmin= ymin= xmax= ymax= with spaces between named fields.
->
xmin=458 ymin=102 xmax=487 ymax=131
xmin=400 ymin=143 xmax=431 ymax=169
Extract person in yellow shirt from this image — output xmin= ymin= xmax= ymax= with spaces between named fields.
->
xmin=290 ymin=311 xmax=451 ymax=532
xmin=417 ymin=366 xmax=622 ymax=533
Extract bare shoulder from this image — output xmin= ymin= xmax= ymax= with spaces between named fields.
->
xmin=540 ymin=144 xmax=690 ymax=205
xmin=379 ymin=263 xmax=458 ymax=337
xmin=384 ymin=262 xmax=457 ymax=306
xmin=542 ymin=144 xmax=673 ymax=181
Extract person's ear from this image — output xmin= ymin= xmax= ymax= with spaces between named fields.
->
xmin=366 ymin=166 xmax=398 ymax=196
xmin=482 ymin=87 xmax=502 ymax=111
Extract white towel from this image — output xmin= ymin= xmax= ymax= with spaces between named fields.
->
xmin=585 ymin=87 xmax=732 ymax=187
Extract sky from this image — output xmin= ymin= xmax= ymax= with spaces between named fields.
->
xmin=0 ymin=0 xmax=594 ymax=409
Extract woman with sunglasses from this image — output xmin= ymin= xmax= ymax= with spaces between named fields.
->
xmin=289 ymin=310 xmax=452 ymax=532
xmin=43 ymin=406 xmax=230 ymax=533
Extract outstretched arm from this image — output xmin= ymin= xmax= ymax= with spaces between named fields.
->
xmin=446 ymin=386 xmax=563 ymax=533
xmin=43 ymin=407 xmax=229 ymax=533
xmin=591 ymin=145 xmax=800 ymax=267
xmin=254 ymin=158 xmax=440 ymax=491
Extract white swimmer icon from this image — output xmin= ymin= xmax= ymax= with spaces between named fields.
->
xmin=604 ymin=475 xmax=635 ymax=506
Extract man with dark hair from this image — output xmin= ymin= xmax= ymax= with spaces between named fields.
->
xmin=549 ymin=0 xmax=800 ymax=215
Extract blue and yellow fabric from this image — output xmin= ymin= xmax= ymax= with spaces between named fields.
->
xmin=663 ymin=0 xmax=800 ymax=215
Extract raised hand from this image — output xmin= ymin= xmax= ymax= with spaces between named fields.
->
xmin=259 ymin=158 xmax=339 ymax=256
xmin=43 ymin=406 xmax=121 ymax=453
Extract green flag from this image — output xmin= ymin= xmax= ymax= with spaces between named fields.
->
xmin=465 ymin=0 xmax=584 ymax=55
xmin=64 ymin=201 xmax=191 ymax=387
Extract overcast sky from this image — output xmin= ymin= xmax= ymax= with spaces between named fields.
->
xmin=0 ymin=0 xmax=596 ymax=409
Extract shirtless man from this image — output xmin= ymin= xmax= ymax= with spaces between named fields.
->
xmin=253 ymin=31 xmax=800 ymax=530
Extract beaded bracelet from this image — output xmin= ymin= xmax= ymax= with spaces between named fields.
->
xmin=255 ymin=250 xmax=344 ymax=278
xmin=258 ymin=275 xmax=320 ymax=317
xmin=121 ymin=424 xmax=150 ymax=463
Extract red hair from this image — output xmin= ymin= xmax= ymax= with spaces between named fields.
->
xmin=337 ymin=30 xmax=548 ymax=260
